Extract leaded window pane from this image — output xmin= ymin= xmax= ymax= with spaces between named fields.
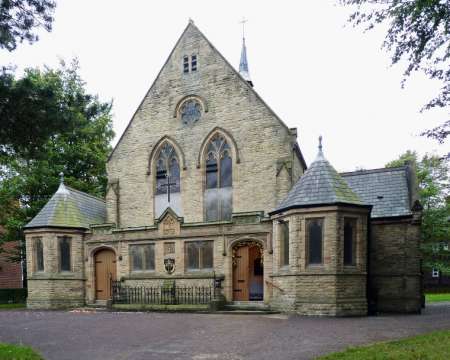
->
xmin=187 ymin=242 xmax=199 ymax=269
xmin=206 ymin=155 xmax=218 ymax=189
xmin=143 ymin=245 xmax=155 ymax=271
xmin=204 ymin=134 xmax=233 ymax=222
xmin=130 ymin=245 xmax=155 ymax=271
xmin=220 ymin=187 xmax=232 ymax=221
xmin=344 ymin=218 xmax=356 ymax=266
xmin=205 ymin=189 xmax=219 ymax=222
xmin=170 ymin=158 xmax=180 ymax=193
xmin=202 ymin=241 xmax=213 ymax=269
xmin=131 ymin=246 xmax=143 ymax=271
xmin=155 ymin=143 xmax=180 ymax=195
xmin=308 ymin=219 xmax=323 ymax=265
xmin=220 ymin=152 xmax=232 ymax=188
xmin=281 ymin=221 xmax=289 ymax=266
xmin=35 ymin=238 xmax=44 ymax=272
xmin=59 ymin=237 xmax=71 ymax=272
xmin=186 ymin=241 xmax=213 ymax=270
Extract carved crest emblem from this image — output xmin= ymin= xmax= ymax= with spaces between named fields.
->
xmin=164 ymin=256 xmax=176 ymax=274
xmin=180 ymin=99 xmax=202 ymax=125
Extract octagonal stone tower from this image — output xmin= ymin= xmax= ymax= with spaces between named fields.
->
xmin=269 ymin=138 xmax=372 ymax=316
xmin=24 ymin=176 xmax=106 ymax=309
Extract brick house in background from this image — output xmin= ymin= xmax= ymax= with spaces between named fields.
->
xmin=23 ymin=21 xmax=423 ymax=315
xmin=0 ymin=227 xmax=23 ymax=288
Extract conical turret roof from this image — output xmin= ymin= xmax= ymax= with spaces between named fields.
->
xmin=272 ymin=137 xmax=365 ymax=214
xmin=25 ymin=177 xmax=106 ymax=229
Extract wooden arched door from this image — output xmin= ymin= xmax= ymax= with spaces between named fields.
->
xmin=94 ymin=249 xmax=117 ymax=300
xmin=232 ymin=243 xmax=264 ymax=301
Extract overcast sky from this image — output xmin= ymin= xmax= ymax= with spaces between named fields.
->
xmin=1 ymin=0 xmax=448 ymax=171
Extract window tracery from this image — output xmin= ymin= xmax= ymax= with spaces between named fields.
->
xmin=154 ymin=142 xmax=182 ymax=218
xmin=204 ymin=133 xmax=232 ymax=221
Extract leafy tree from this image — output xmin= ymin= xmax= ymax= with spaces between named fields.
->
xmin=0 ymin=60 xmax=114 ymax=265
xmin=386 ymin=150 xmax=450 ymax=274
xmin=341 ymin=0 xmax=450 ymax=143
xmin=0 ymin=0 xmax=56 ymax=52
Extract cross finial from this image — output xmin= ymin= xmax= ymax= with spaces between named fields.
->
xmin=319 ymin=136 xmax=323 ymax=151
xmin=239 ymin=17 xmax=248 ymax=39
xmin=59 ymin=172 xmax=64 ymax=184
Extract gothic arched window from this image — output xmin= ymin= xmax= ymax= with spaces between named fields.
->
xmin=204 ymin=134 xmax=232 ymax=221
xmin=154 ymin=143 xmax=181 ymax=217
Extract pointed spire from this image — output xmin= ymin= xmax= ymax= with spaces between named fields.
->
xmin=316 ymin=135 xmax=325 ymax=160
xmin=239 ymin=18 xmax=253 ymax=87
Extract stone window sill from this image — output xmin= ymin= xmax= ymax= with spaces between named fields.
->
xmin=185 ymin=268 xmax=214 ymax=273
xmin=306 ymin=264 xmax=325 ymax=270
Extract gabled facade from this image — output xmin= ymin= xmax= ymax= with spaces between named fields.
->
xmin=24 ymin=21 xmax=422 ymax=315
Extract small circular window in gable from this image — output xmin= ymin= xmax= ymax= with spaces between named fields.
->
xmin=180 ymin=99 xmax=202 ymax=125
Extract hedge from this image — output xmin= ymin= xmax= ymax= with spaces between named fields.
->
xmin=0 ymin=288 xmax=27 ymax=304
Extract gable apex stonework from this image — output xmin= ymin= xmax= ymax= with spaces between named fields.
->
xmin=107 ymin=21 xmax=300 ymax=163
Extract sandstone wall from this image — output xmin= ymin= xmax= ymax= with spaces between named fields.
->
xmin=369 ymin=218 xmax=422 ymax=313
xmin=106 ymin=23 xmax=304 ymax=228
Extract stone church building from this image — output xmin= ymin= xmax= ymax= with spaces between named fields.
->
xmin=24 ymin=21 xmax=423 ymax=316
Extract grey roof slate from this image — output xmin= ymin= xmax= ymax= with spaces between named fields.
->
xmin=25 ymin=183 xmax=106 ymax=229
xmin=274 ymin=150 xmax=364 ymax=213
xmin=341 ymin=167 xmax=412 ymax=218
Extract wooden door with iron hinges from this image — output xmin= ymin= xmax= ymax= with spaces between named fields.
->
xmin=95 ymin=249 xmax=117 ymax=300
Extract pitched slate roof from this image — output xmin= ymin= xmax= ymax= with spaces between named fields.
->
xmin=25 ymin=183 xmax=106 ymax=229
xmin=341 ymin=167 xmax=412 ymax=218
xmin=273 ymin=145 xmax=364 ymax=214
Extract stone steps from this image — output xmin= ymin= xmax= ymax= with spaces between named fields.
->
xmin=222 ymin=301 xmax=278 ymax=314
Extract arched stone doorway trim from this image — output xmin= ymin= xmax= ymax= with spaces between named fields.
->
xmin=90 ymin=245 xmax=117 ymax=258
xmin=229 ymin=237 xmax=265 ymax=301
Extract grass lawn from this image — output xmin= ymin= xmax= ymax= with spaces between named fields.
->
xmin=0 ymin=303 xmax=26 ymax=310
xmin=0 ymin=343 xmax=43 ymax=360
xmin=426 ymin=293 xmax=450 ymax=303
xmin=316 ymin=330 xmax=450 ymax=359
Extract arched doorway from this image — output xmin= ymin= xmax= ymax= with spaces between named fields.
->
xmin=94 ymin=249 xmax=117 ymax=301
xmin=232 ymin=242 xmax=264 ymax=301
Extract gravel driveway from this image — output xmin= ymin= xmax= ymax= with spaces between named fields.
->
xmin=1 ymin=303 xmax=450 ymax=360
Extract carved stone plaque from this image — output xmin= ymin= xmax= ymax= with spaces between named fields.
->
xmin=159 ymin=213 xmax=180 ymax=237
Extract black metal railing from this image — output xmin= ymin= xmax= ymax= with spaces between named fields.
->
xmin=111 ymin=281 xmax=215 ymax=305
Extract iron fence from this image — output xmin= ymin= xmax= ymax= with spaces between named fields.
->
xmin=111 ymin=281 xmax=214 ymax=305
